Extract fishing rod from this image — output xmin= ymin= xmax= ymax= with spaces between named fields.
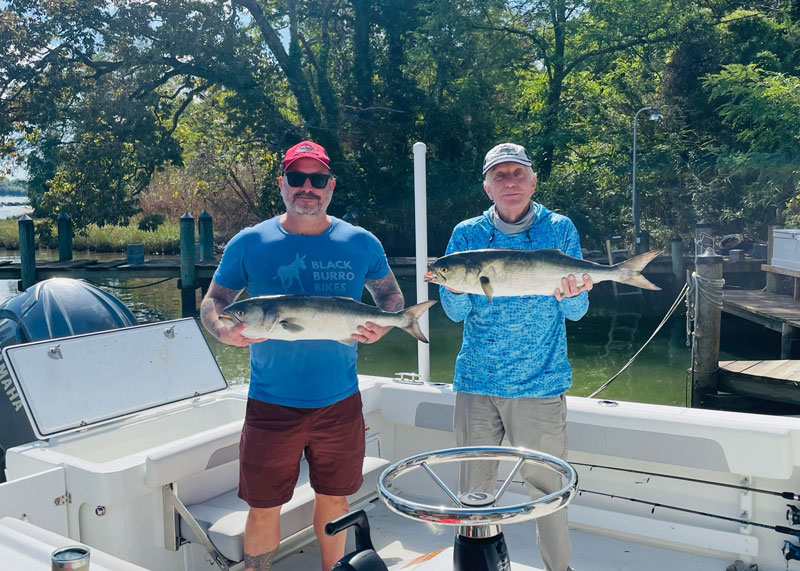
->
xmin=578 ymin=488 xmax=800 ymax=538
xmin=572 ymin=462 xmax=800 ymax=501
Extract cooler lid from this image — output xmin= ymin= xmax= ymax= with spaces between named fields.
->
xmin=2 ymin=318 xmax=228 ymax=440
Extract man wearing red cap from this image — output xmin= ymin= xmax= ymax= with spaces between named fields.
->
xmin=201 ymin=140 xmax=404 ymax=571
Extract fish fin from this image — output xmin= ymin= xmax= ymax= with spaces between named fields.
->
xmin=615 ymin=250 xmax=662 ymax=291
xmin=337 ymin=338 xmax=357 ymax=346
xmin=399 ymin=300 xmax=438 ymax=343
xmin=279 ymin=320 xmax=304 ymax=333
xmin=479 ymin=276 xmax=494 ymax=302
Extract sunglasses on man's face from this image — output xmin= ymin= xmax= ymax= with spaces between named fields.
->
xmin=284 ymin=171 xmax=332 ymax=189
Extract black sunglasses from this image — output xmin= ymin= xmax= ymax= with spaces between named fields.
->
xmin=284 ymin=171 xmax=332 ymax=189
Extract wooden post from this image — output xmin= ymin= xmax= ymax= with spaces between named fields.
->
xmin=180 ymin=212 xmax=197 ymax=317
xmin=692 ymin=248 xmax=723 ymax=408
xmin=766 ymin=224 xmax=783 ymax=294
xmin=671 ymin=235 xmax=684 ymax=286
xmin=781 ymin=323 xmax=793 ymax=359
xmin=57 ymin=213 xmax=73 ymax=261
xmin=198 ymin=210 xmax=214 ymax=262
xmin=18 ymin=215 xmax=36 ymax=291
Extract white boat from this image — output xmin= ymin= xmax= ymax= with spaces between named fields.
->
xmin=1 ymin=312 xmax=800 ymax=570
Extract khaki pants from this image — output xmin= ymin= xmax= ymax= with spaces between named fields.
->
xmin=454 ymin=392 xmax=571 ymax=571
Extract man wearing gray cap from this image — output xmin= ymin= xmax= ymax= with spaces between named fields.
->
xmin=438 ymin=143 xmax=592 ymax=571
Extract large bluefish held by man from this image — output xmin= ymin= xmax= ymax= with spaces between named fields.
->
xmin=425 ymin=249 xmax=660 ymax=301
xmin=220 ymin=295 xmax=437 ymax=345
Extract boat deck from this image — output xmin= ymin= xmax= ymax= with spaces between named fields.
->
xmin=274 ymin=499 xmax=745 ymax=571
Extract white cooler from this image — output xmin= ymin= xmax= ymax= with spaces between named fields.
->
xmin=772 ymin=228 xmax=800 ymax=271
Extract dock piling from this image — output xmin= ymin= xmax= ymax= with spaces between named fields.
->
xmin=198 ymin=211 xmax=214 ymax=262
xmin=180 ymin=212 xmax=197 ymax=317
xmin=18 ymin=215 xmax=36 ymax=291
xmin=671 ymin=235 xmax=684 ymax=285
xmin=691 ymin=248 xmax=723 ymax=407
xmin=57 ymin=213 xmax=73 ymax=262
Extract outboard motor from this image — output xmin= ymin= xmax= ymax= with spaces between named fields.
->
xmin=0 ymin=278 xmax=137 ymax=481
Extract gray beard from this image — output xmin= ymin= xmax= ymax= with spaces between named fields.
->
xmin=287 ymin=195 xmax=322 ymax=215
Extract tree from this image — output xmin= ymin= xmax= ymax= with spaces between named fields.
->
xmin=460 ymin=0 xmax=694 ymax=180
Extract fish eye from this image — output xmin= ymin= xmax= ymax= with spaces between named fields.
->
xmin=236 ymin=310 xmax=245 ymax=317
xmin=441 ymin=267 xmax=448 ymax=273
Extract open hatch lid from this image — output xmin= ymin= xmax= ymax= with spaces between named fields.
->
xmin=2 ymin=318 xmax=228 ymax=440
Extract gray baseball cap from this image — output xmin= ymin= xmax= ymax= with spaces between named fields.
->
xmin=482 ymin=143 xmax=533 ymax=175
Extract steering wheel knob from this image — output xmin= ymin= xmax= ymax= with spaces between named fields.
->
xmin=460 ymin=492 xmax=496 ymax=507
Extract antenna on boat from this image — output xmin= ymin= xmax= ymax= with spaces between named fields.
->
xmin=413 ymin=142 xmax=431 ymax=383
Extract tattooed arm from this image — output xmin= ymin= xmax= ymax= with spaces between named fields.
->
xmin=352 ymin=271 xmax=405 ymax=344
xmin=366 ymin=271 xmax=404 ymax=312
xmin=200 ymin=280 xmax=265 ymax=347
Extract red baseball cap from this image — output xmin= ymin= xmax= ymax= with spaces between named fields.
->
xmin=283 ymin=140 xmax=331 ymax=172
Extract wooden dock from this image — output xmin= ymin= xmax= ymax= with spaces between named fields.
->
xmin=719 ymin=359 xmax=800 ymax=406
xmin=722 ymin=289 xmax=800 ymax=358
xmin=715 ymin=287 xmax=800 ymax=407
xmin=0 ymin=258 xmax=220 ymax=282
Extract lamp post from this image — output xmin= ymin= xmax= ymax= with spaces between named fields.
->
xmin=632 ymin=106 xmax=662 ymax=254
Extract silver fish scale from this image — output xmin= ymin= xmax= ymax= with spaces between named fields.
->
xmin=230 ymin=295 xmax=409 ymax=343
xmin=437 ymin=249 xmax=626 ymax=297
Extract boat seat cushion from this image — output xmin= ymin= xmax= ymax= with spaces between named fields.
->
xmin=180 ymin=456 xmax=389 ymax=563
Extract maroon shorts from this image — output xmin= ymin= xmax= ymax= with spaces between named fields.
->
xmin=238 ymin=392 xmax=366 ymax=508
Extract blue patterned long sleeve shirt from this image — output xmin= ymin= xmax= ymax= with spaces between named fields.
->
xmin=440 ymin=204 xmax=589 ymax=398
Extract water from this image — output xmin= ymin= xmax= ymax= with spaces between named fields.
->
xmin=0 ymin=195 xmax=32 ymax=220
xmin=0 ymin=247 xmax=779 ymax=407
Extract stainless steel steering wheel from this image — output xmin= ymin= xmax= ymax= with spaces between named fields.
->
xmin=377 ymin=446 xmax=578 ymax=526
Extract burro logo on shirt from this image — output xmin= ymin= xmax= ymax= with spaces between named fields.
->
xmin=311 ymin=260 xmax=355 ymax=281
xmin=311 ymin=259 xmax=355 ymax=293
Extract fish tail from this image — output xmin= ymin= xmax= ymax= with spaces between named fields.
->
xmin=615 ymin=250 xmax=662 ymax=290
xmin=399 ymin=300 xmax=438 ymax=343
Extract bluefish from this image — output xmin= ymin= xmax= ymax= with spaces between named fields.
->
xmin=425 ymin=249 xmax=660 ymax=301
xmin=221 ymin=295 xmax=438 ymax=345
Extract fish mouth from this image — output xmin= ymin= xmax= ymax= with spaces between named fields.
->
xmin=219 ymin=313 xmax=237 ymax=324
xmin=424 ymin=268 xmax=441 ymax=283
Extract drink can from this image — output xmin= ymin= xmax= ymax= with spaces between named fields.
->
xmin=51 ymin=545 xmax=90 ymax=570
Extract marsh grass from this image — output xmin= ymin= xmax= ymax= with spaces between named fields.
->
xmin=0 ymin=217 xmax=181 ymax=254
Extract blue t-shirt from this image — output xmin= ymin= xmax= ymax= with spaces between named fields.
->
xmin=213 ymin=216 xmax=390 ymax=407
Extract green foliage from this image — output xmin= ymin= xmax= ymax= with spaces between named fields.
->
xmin=0 ymin=179 xmax=27 ymax=195
xmin=138 ymin=213 xmax=165 ymax=232
xmin=71 ymin=219 xmax=181 ymax=254
xmin=0 ymin=217 xmax=179 ymax=252
xmin=34 ymin=220 xmax=55 ymax=248
xmin=2 ymin=0 xmax=800 ymax=253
